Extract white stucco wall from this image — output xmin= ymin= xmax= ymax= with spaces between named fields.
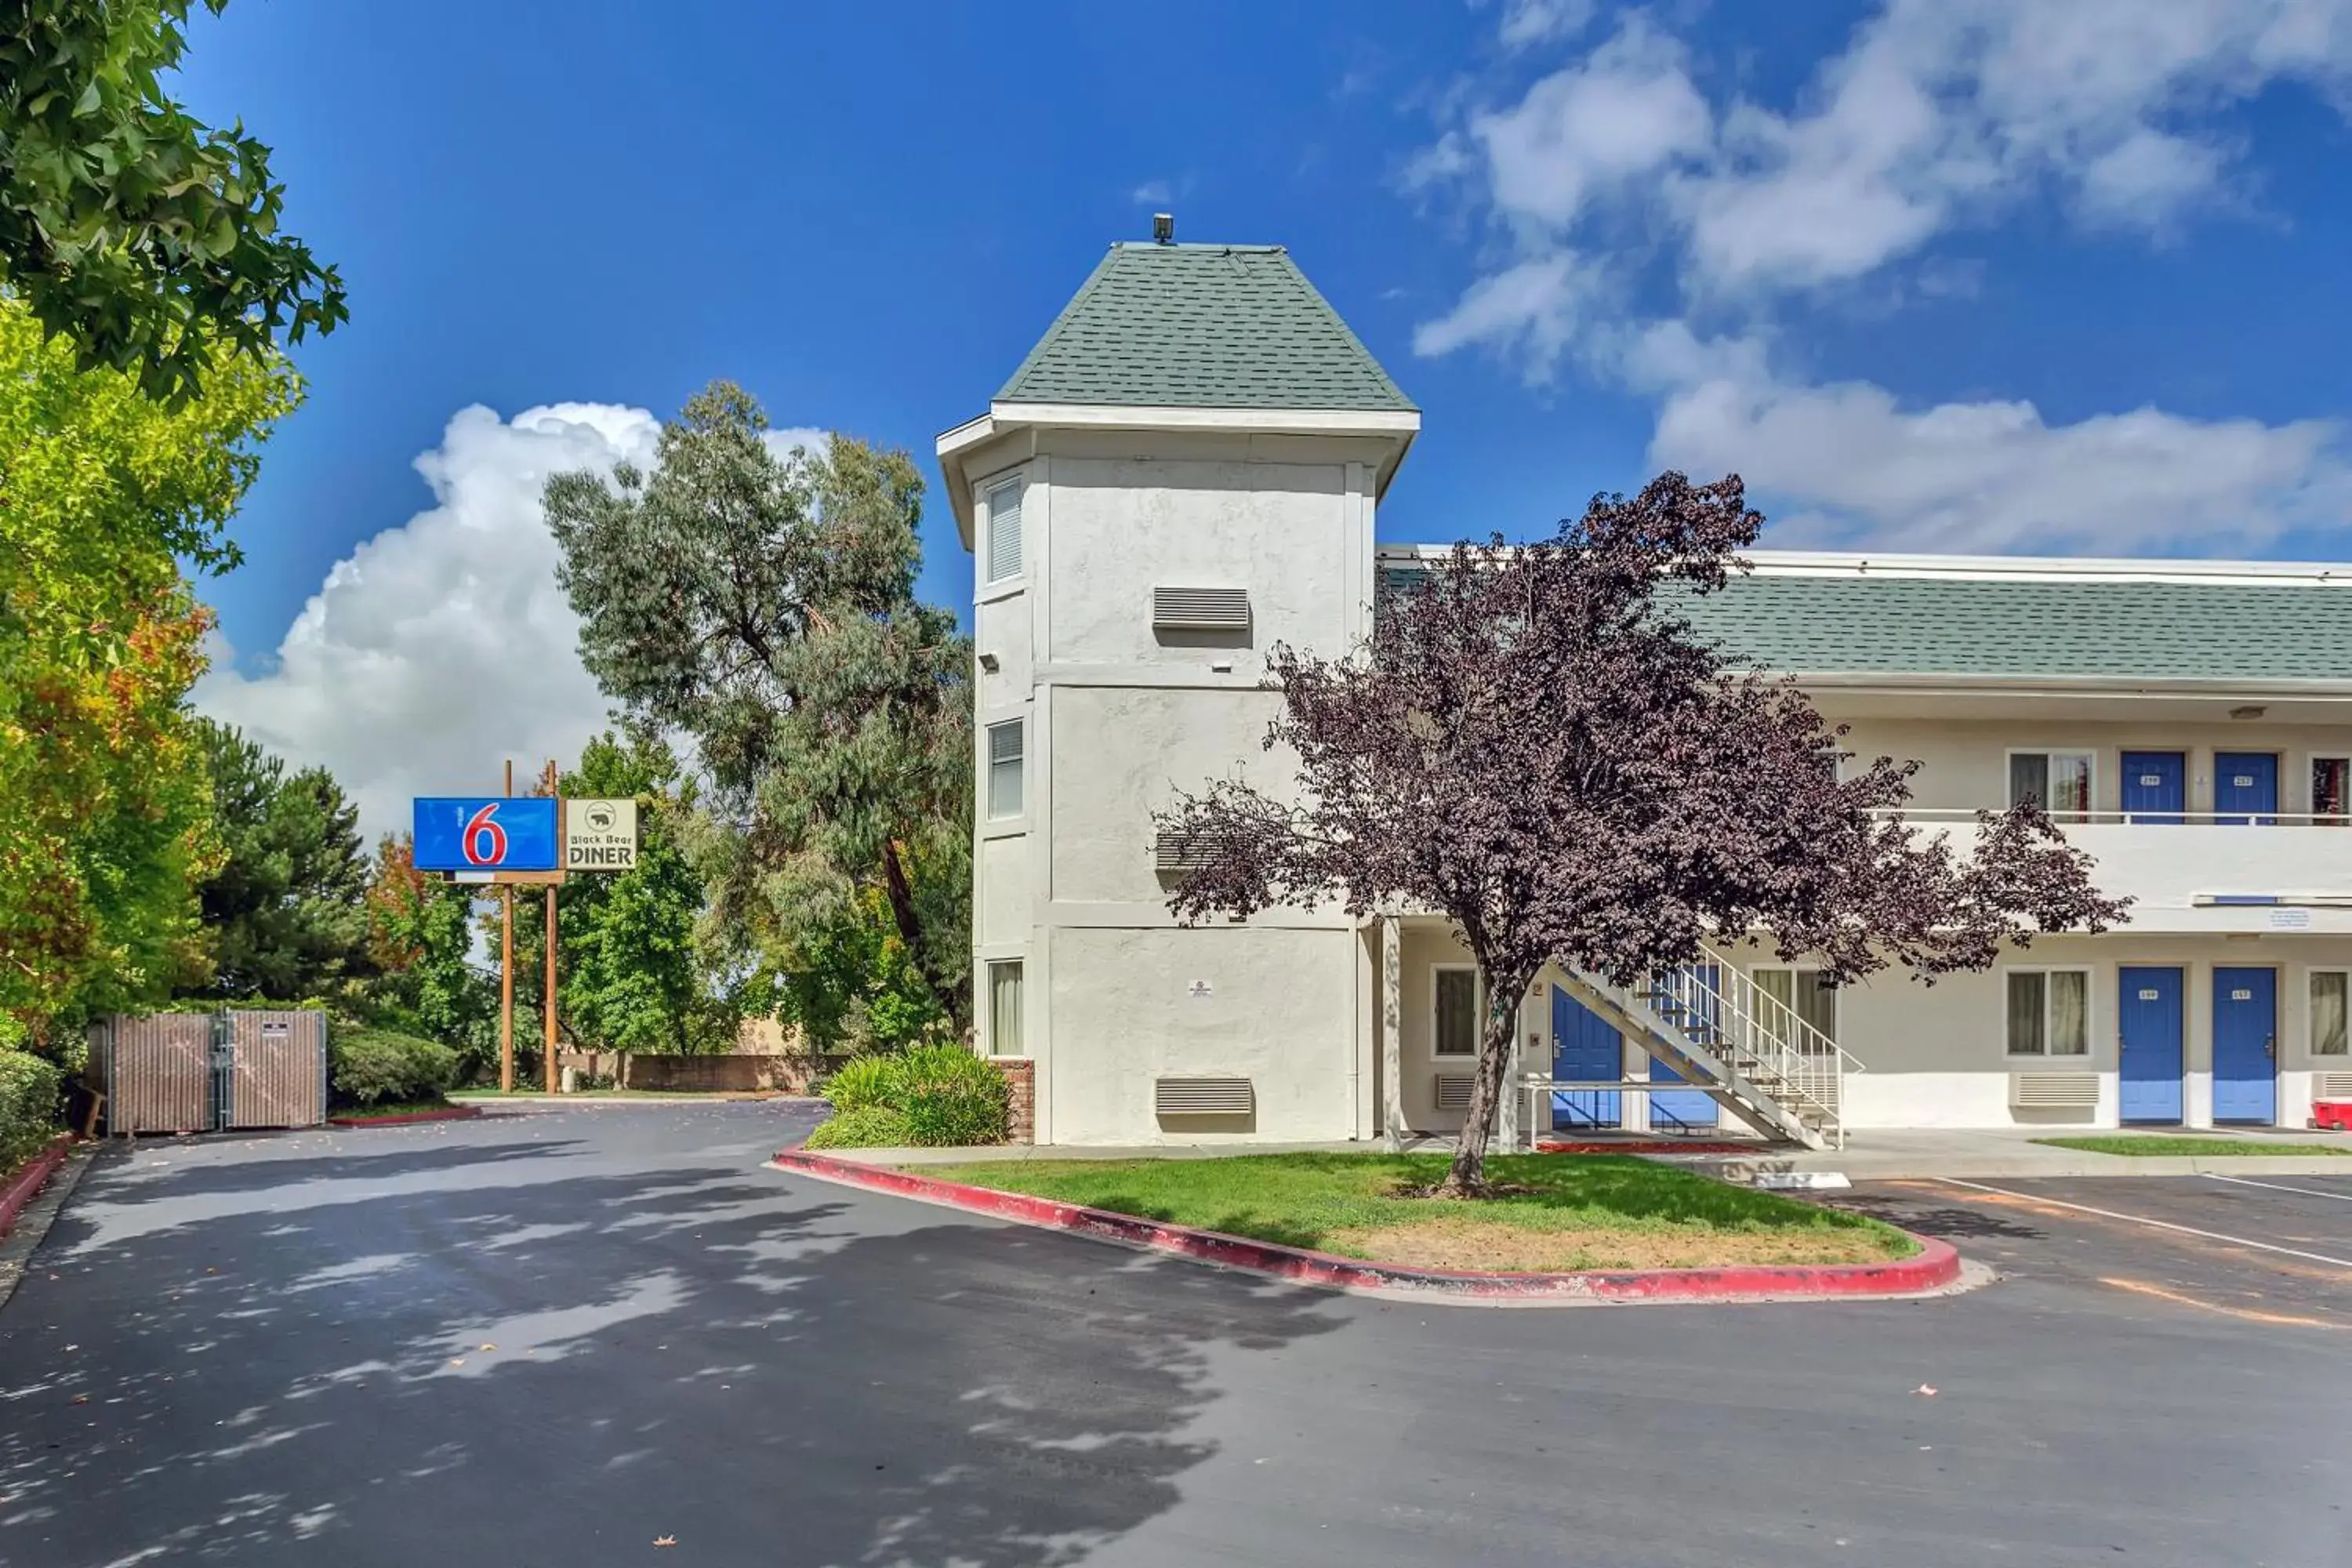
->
xmin=1047 ymin=925 xmax=1359 ymax=1143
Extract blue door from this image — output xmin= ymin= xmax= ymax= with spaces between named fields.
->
xmin=2212 ymin=967 xmax=2278 ymax=1123
xmin=2117 ymin=967 xmax=2183 ymax=1123
xmin=1646 ymin=965 xmax=1721 ymax=1130
xmin=1550 ymin=986 xmax=1621 ymax=1130
xmin=2122 ymin=752 xmax=2186 ymax=824
xmin=2215 ymin=752 xmax=2278 ymax=826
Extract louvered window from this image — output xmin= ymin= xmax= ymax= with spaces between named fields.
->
xmin=1152 ymin=586 xmax=1249 ymax=630
xmin=985 ymin=478 xmax=1023 ymax=584
xmin=986 ymin=720 xmax=1024 ymax=819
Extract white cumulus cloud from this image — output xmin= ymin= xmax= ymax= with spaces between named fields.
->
xmin=1630 ymin=326 xmax=2352 ymax=554
xmin=196 ymin=402 xmax=662 ymax=843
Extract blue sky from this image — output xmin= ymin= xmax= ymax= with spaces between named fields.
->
xmin=179 ymin=0 xmax=2352 ymax=829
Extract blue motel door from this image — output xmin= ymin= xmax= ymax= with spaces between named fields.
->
xmin=1550 ymin=986 xmax=1621 ymax=1130
xmin=2214 ymin=752 xmax=2278 ymax=826
xmin=2121 ymin=752 xmax=2186 ymax=824
xmin=2212 ymin=967 xmax=2278 ymax=1124
xmin=2117 ymin=967 xmax=2183 ymax=1123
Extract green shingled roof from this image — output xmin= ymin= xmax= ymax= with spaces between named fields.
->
xmin=1377 ymin=564 xmax=2352 ymax=682
xmin=996 ymin=243 xmax=1415 ymax=411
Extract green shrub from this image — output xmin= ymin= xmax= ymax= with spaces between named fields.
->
xmin=329 ymin=1028 xmax=458 ymax=1107
xmin=891 ymin=1044 xmax=1009 ymax=1147
xmin=821 ymin=1054 xmax=898 ymax=1112
xmin=804 ymin=1105 xmax=915 ymax=1149
xmin=0 ymin=1051 xmax=63 ymax=1169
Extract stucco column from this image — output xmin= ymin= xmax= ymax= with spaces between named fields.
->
xmin=1381 ymin=916 xmax=1403 ymax=1152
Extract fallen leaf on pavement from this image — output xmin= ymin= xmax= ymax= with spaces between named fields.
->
xmin=1915 ymin=1385 xmax=1937 ymax=1396
xmin=654 ymin=1536 xmax=677 ymax=1548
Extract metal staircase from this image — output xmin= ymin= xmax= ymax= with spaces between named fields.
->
xmin=1552 ymin=953 xmax=1864 ymax=1150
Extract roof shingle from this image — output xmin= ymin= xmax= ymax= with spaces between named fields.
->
xmin=996 ymin=243 xmax=1415 ymax=412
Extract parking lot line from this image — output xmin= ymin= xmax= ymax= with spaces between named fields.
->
xmin=2203 ymin=1172 xmax=2352 ymax=1203
xmin=1933 ymin=1178 xmax=2352 ymax=1272
xmin=2099 ymin=1276 xmax=2345 ymax=1330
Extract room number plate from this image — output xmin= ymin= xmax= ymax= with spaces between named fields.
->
xmin=2234 ymin=775 xmax=2255 ymax=787
xmin=2138 ymin=989 xmax=2160 ymax=1000
xmin=2232 ymin=988 xmax=2253 ymax=1000
xmin=2140 ymin=774 xmax=2162 ymax=786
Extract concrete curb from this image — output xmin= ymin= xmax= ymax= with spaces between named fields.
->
xmin=0 ymin=1136 xmax=73 ymax=1241
xmin=771 ymin=1149 xmax=1965 ymax=1306
xmin=328 ymin=1105 xmax=484 ymax=1127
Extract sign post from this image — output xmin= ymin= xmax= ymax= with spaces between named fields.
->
xmin=411 ymin=778 xmax=640 ymax=1099
xmin=500 ymin=762 xmax=514 ymax=1093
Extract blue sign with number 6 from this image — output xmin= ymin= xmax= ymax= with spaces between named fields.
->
xmin=413 ymin=797 xmax=559 ymax=872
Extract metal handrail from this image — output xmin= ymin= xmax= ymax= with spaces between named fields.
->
xmin=1648 ymin=954 xmax=1862 ymax=1149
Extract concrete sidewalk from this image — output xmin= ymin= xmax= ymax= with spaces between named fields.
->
xmin=824 ymin=1125 xmax=2352 ymax=1181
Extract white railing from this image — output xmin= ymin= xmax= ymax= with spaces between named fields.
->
xmin=1878 ymin=807 xmax=2352 ymax=827
xmin=1640 ymin=953 xmax=1864 ymax=1149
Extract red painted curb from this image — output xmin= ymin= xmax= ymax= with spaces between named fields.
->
xmin=328 ymin=1105 xmax=483 ymax=1127
xmin=0 ymin=1136 xmax=73 ymax=1241
xmin=770 ymin=1149 xmax=1963 ymax=1305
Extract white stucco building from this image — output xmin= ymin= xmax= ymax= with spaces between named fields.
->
xmin=938 ymin=232 xmax=2352 ymax=1149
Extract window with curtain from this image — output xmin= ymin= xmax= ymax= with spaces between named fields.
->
xmin=2313 ymin=971 xmax=2348 ymax=1055
xmin=2009 ymin=751 xmax=2094 ymax=822
xmin=985 ymin=478 xmax=1023 ymax=583
xmin=2006 ymin=970 xmax=2089 ymax=1055
xmin=986 ymin=720 xmax=1023 ymax=819
xmin=1434 ymin=967 xmax=1479 ymax=1056
xmin=988 ymin=961 xmax=1024 ymax=1056
xmin=2315 ymin=758 xmax=2351 ymax=824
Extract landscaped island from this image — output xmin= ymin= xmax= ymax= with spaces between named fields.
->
xmin=923 ymin=1152 xmax=1913 ymax=1272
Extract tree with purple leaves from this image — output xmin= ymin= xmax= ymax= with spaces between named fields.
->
xmin=1156 ymin=474 xmax=2127 ymax=1197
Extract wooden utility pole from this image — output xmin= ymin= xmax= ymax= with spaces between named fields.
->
xmin=544 ymin=759 xmax=560 ymax=1093
xmin=499 ymin=758 xmax=515 ymax=1094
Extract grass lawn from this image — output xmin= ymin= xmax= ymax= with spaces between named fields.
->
xmin=2034 ymin=1134 xmax=2350 ymax=1157
xmin=921 ymin=1152 xmax=1915 ymax=1272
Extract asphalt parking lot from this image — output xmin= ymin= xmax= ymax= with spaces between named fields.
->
xmin=2 ymin=1107 xmax=2350 ymax=1567
xmin=1834 ymin=1171 xmax=2352 ymax=1330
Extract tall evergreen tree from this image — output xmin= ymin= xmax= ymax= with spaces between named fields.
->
xmin=184 ymin=719 xmax=372 ymax=999
xmin=545 ymin=384 xmax=973 ymax=1033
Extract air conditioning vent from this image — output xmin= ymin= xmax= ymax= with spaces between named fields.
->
xmin=2009 ymin=1071 xmax=2100 ymax=1109
xmin=1433 ymin=1073 xmax=1474 ymax=1112
xmin=1152 ymin=586 xmax=1250 ymax=631
xmin=2313 ymin=1070 xmax=2352 ymax=1100
xmin=1154 ymin=828 xmax=1233 ymax=874
xmin=1155 ymin=1076 xmax=1254 ymax=1116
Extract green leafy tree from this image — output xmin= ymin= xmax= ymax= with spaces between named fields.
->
xmin=0 ymin=292 xmax=298 ymax=1045
xmin=495 ymin=732 xmax=758 ymax=1064
xmin=183 ymin=719 xmax=371 ymax=1000
xmin=775 ymin=885 xmax=953 ymax=1054
xmin=0 ymin=0 xmax=346 ymax=400
xmin=362 ymin=832 xmax=492 ymax=1073
xmin=545 ymin=385 xmax=974 ymax=1033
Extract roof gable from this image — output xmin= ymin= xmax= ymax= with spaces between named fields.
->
xmin=996 ymin=243 xmax=1415 ymax=412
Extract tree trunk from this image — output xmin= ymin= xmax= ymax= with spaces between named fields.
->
xmin=1438 ymin=967 xmax=1530 ymax=1197
xmin=880 ymin=839 xmax=972 ymax=1035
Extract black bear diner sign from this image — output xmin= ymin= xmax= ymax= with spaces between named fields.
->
xmin=564 ymin=798 xmax=640 ymax=872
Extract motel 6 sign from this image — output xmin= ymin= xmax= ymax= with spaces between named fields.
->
xmin=412 ymin=796 xmax=641 ymax=877
xmin=412 ymin=797 xmax=561 ymax=873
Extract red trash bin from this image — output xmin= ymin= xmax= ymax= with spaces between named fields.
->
xmin=2313 ymin=1101 xmax=2352 ymax=1133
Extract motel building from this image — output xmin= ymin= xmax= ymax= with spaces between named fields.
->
xmin=936 ymin=227 xmax=2352 ymax=1151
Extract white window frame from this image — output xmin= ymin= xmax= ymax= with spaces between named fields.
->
xmin=1751 ymin=965 xmax=1838 ymax=1051
xmin=2003 ymin=748 xmax=2097 ymax=823
xmin=985 ymin=718 xmax=1024 ymax=821
xmin=2310 ymin=968 xmax=2350 ymax=1057
xmin=1431 ymin=964 xmax=1483 ymax=1058
xmin=2005 ymin=966 xmax=2093 ymax=1058
xmin=2311 ymin=755 xmax=2352 ymax=824
xmin=982 ymin=474 xmax=1024 ymax=587
xmin=986 ymin=960 xmax=1025 ymax=1057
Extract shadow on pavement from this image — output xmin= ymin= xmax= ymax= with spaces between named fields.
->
xmin=0 ymin=1118 xmax=1348 ymax=1567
